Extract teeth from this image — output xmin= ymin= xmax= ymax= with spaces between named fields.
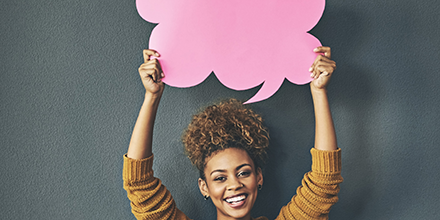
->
xmin=225 ymin=195 xmax=246 ymax=203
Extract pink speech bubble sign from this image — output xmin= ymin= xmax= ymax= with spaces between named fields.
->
xmin=137 ymin=0 xmax=325 ymax=103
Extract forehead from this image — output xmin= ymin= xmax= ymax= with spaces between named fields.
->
xmin=204 ymin=148 xmax=254 ymax=171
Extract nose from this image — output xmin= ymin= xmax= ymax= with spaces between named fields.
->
xmin=227 ymin=177 xmax=244 ymax=191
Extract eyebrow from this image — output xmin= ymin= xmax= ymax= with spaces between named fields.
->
xmin=210 ymin=163 xmax=252 ymax=176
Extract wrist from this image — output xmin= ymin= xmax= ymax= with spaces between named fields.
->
xmin=310 ymin=85 xmax=328 ymax=97
xmin=143 ymin=92 xmax=162 ymax=107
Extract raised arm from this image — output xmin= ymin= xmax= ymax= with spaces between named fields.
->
xmin=309 ymin=46 xmax=337 ymax=151
xmin=123 ymin=50 xmax=190 ymax=219
xmin=127 ymin=49 xmax=164 ymax=159
xmin=275 ymin=47 xmax=341 ymax=220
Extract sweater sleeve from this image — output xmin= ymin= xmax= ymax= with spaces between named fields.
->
xmin=275 ymin=148 xmax=343 ymax=220
xmin=123 ymin=154 xmax=191 ymax=220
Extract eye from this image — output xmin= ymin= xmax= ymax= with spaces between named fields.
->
xmin=237 ymin=170 xmax=251 ymax=178
xmin=214 ymin=176 xmax=226 ymax=182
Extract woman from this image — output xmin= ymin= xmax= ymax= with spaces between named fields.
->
xmin=123 ymin=47 xmax=342 ymax=220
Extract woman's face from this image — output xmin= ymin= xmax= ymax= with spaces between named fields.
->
xmin=198 ymin=148 xmax=263 ymax=220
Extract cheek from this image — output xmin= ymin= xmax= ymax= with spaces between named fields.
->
xmin=208 ymin=183 xmax=226 ymax=198
xmin=246 ymin=179 xmax=258 ymax=189
xmin=246 ymin=176 xmax=260 ymax=191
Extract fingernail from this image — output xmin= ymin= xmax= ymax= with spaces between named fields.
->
xmin=313 ymin=48 xmax=318 ymax=52
xmin=161 ymin=73 xmax=165 ymax=77
xmin=309 ymin=67 xmax=313 ymax=72
xmin=155 ymin=53 xmax=160 ymax=57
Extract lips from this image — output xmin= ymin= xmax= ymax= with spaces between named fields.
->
xmin=224 ymin=194 xmax=247 ymax=208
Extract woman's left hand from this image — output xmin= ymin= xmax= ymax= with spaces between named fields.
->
xmin=309 ymin=46 xmax=336 ymax=90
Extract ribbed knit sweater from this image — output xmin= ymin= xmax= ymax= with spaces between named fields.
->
xmin=123 ymin=148 xmax=343 ymax=220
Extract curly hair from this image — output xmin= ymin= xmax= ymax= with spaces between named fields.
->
xmin=182 ymin=99 xmax=269 ymax=180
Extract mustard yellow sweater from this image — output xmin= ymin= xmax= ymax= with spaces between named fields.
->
xmin=123 ymin=148 xmax=343 ymax=220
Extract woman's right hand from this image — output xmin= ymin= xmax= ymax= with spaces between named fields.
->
xmin=138 ymin=49 xmax=165 ymax=97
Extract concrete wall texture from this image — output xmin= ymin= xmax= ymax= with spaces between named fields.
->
xmin=1 ymin=0 xmax=439 ymax=219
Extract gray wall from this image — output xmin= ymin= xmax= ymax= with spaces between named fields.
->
xmin=1 ymin=0 xmax=439 ymax=219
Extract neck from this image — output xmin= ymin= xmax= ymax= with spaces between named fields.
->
xmin=217 ymin=216 xmax=252 ymax=220
xmin=216 ymin=211 xmax=252 ymax=220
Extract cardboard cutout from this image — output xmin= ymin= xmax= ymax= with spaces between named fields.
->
xmin=137 ymin=0 xmax=325 ymax=103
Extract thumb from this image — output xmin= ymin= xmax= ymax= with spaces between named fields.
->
xmin=143 ymin=49 xmax=160 ymax=63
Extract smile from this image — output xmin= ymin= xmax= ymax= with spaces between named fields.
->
xmin=224 ymin=194 xmax=247 ymax=208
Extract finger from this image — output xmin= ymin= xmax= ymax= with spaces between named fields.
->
xmin=149 ymin=59 xmax=163 ymax=82
xmin=317 ymin=59 xmax=337 ymax=71
xmin=143 ymin=49 xmax=160 ymax=63
xmin=313 ymin=46 xmax=331 ymax=58
xmin=152 ymin=59 xmax=165 ymax=79
xmin=310 ymin=60 xmax=318 ymax=78
xmin=140 ymin=67 xmax=160 ymax=83
xmin=140 ymin=59 xmax=163 ymax=74
xmin=311 ymin=54 xmax=329 ymax=68
xmin=315 ymin=55 xmax=336 ymax=65
xmin=310 ymin=55 xmax=335 ymax=70
xmin=315 ymin=65 xmax=334 ymax=77
xmin=139 ymin=65 xmax=159 ymax=82
xmin=140 ymin=70 xmax=155 ymax=83
xmin=311 ymin=62 xmax=335 ymax=79
xmin=313 ymin=46 xmax=331 ymax=59
xmin=309 ymin=55 xmax=319 ymax=73
xmin=309 ymin=55 xmax=322 ymax=78
xmin=141 ymin=60 xmax=160 ymax=69
xmin=138 ymin=64 xmax=158 ymax=74
xmin=144 ymin=59 xmax=164 ymax=78
xmin=310 ymin=53 xmax=335 ymax=78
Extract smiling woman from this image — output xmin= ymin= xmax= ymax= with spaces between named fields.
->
xmin=181 ymin=98 xmax=267 ymax=219
xmin=198 ymin=148 xmax=263 ymax=220
xmin=123 ymin=47 xmax=343 ymax=220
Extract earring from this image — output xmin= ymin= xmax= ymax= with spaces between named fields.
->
xmin=258 ymin=184 xmax=262 ymax=190
xmin=204 ymin=195 xmax=210 ymax=200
